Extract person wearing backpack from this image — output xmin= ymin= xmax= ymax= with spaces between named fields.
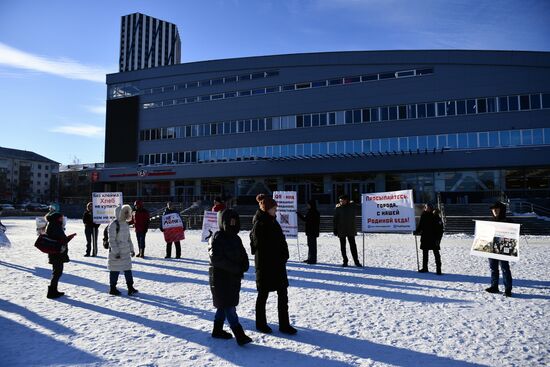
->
xmin=45 ymin=211 xmax=75 ymax=299
xmin=107 ymin=205 xmax=138 ymax=296
xmin=82 ymin=202 xmax=100 ymax=257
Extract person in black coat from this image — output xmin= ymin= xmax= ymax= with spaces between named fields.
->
xmin=250 ymin=196 xmax=297 ymax=335
xmin=333 ymin=195 xmax=362 ymax=267
xmin=208 ymin=209 xmax=252 ymax=346
xmin=485 ymin=201 xmax=513 ymax=297
xmin=160 ymin=202 xmax=183 ymax=258
xmin=45 ymin=211 xmax=75 ymax=299
xmin=297 ymin=199 xmax=320 ymax=264
xmin=82 ymin=202 xmax=100 ymax=257
xmin=414 ymin=203 xmax=442 ymax=274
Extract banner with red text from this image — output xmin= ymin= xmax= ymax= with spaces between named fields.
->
xmin=162 ymin=213 xmax=185 ymax=242
xmin=273 ymin=191 xmax=298 ymax=239
xmin=92 ymin=192 xmax=123 ymax=224
xmin=361 ymin=190 xmax=415 ymax=233
xmin=201 ymin=210 xmax=219 ymax=243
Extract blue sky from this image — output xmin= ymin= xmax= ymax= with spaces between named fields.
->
xmin=1 ymin=0 xmax=549 ymax=165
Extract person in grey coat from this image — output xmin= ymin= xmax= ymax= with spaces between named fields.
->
xmin=208 ymin=209 xmax=252 ymax=346
xmin=107 ymin=205 xmax=138 ymax=296
xmin=333 ymin=195 xmax=362 ymax=267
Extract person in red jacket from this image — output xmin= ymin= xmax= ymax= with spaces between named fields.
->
xmin=212 ymin=196 xmax=226 ymax=212
xmin=130 ymin=200 xmax=150 ymax=258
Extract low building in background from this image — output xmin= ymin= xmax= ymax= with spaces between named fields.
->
xmin=58 ymin=163 xmax=104 ymax=204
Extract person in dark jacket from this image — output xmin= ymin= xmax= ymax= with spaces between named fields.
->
xmin=249 ymin=193 xmax=266 ymax=255
xmin=250 ymin=196 xmax=297 ymax=335
xmin=212 ymin=196 xmax=226 ymax=212
xmin=485 ymin=201 xmax=513 ymax=297
xmin=130 ymin=200 xmax=150 ymax=258
xmin=82 ymin=202 xmax=100 ymax=257
xmin=333 ymin=195 xmax=362 ymax=267
xmin=160 ymin=202 xmax=183 ymax=258
xmin=414 ymin=203 xmax=442 ymax=274
xmin=208 ymin=209 xmax=252 ymax=346
xmin=45 ymin=211 xmax=75 ymax=299
xmin=297 ymin=199 xmax=320 ymax=264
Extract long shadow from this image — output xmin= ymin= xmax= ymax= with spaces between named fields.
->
xmin=0 ymin=260 xmax=35 ymax=273
xmin=57 ymin=297 xmax=350 ymax=367
xmin=0 ymin=299 xmax=75 ymax=335
xmin=0 ymin=315 xmax=102 ymax=366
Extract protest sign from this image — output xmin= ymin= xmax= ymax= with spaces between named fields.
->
xmin=361 ymin=189 xmax=415 ymax=233
xmin=201 ymin=210 xmax=219 ymax=242
xmin=471 ymin=220 xmax=520 ymax=262
xmin=92 ymin=192 xmax=123 ymax=224
xmin=273 ymin=191 xmax=298 ymax=239
xmin=162 ymin=213 xmax=185 ymax=242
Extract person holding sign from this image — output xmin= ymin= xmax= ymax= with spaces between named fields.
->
xmin=250 ymin=196 xmax=297 ymax=335
xmin=485 ymin=201 xmax=513 ymax=297
xmin=160 ymin=202 xmax=185 ymax=259
xmin=333 ymin=195 xmax=362 ymax=267
xmin=297 ymin=199 xmax=320 ymax=264
xmin=414 ymin=203 xmax=443 ymax=275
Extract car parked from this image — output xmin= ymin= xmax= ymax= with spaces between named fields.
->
xmin=0 ymin=204 xmax=16 ymax=210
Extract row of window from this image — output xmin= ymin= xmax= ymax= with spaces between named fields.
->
xmin=108 ymin=69 xmax=279 ymax=99
xmin=139 ymin=92 xmax=550 ymax=141
xmin=140 ymin=68 xmax=434 ymax=109
xmin=138 ymin=127 xmax=550 ymax=166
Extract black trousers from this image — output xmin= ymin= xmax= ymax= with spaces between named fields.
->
xmin=85 ymin=226 xmax=99 ymax=256
xmin=422 ymin=249 xmax=442 ymax=270
xmin=339 ymin=236 xmax=359 ymax=264
xmin=50 ymin=262 xmax=64 ymax=289
xmin=166 ymin=241 xmax=181 ymax=258
xmin=256 ymin=287 xmax=289 ymax=328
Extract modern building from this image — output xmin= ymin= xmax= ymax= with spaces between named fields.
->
xmin=0 ymin=147 xmax=59 ymax=203
xmin=101 ymin=49 xmax=550 ymax=206
xmin=119 ymin=13 xmax=181 ymax=73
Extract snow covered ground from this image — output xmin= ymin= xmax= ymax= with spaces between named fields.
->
xmin=0 ymin=217 xmax=549 ymax=367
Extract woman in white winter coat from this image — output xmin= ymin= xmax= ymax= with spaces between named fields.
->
xmin=108 ymin=205 xmax=138 ymax=296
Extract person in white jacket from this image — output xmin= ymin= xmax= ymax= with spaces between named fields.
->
xmin=108 ymin=205 xmax=138 ymax=296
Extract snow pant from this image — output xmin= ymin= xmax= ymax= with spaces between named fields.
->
xmin=256 ymin=287 xmax=290 ymax=328
xmin=306 ymin=235 xmax=317 ymax=263
xmin=422 ymin=249 xmax=441 ymax=271
xmin=136 ymin=232 xmax=146 ymax=250
xmin=215 ymin=307 xmax=239 ymax=328
xmin=489 ymin=258 xmax=512 ymax=293
xmin=85 ymin=226 xmax=99 ymax=256
xmin=339 ymin=236 xmax=359 ymax=265
xmin=50 ymin=262 xmax=64 ymax=289
xmin=110 ymin=270 xmax=134 ymax=287
xmin=165 ymin=241 xmax=181 ymax=258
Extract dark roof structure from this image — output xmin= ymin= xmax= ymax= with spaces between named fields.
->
xmin=0 ymin=146 xmax=59 ymax=164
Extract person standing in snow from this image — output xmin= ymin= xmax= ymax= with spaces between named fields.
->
xmin=82 ymin=202 xmax=100 ymax=257
xmin=160 ymin=201 xmax=184 ymax=259
xmin=485 ymin=201 xmax=513 ymax=297
xmin=333 ymin=195 xmax=362 ymax=267
xmin=44 ymin=211 xmax=75 ymax=299
xmin=208 ymin=209 xmax=252 ymax=346
xmin=297 ymin=199 xmax=320 ymax=264
xmin=250 ymin=196 xmax=297 ymax=335
xmin=107 ymin=205 xmax=138 ymax=296
xmin=414 ymin=203 xmax=443 ymax=275
xmin=130 ymin=200 xmax=150 ymax=258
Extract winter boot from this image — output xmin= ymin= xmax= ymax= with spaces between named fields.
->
xmin=255 ymin=324 xmax=273 ymax=334
xmin=47 ymin=286 xmax=64 ymax=299
xmin=485 ymin=286 xmax=500 ymax=294
xmin=109 ymin=286 xmax=121 ymax=296
xmin=418 ymin=268 xmax=428 ymax=273
xmin=212 ymin=321 xmax=233 ymax=339
xmin=230 ymin=324 xmax=252 ymax=346
xmin=279 ymin=324 xmax=298 ymax=335
xmin=504 ymin=290 xmax=512 ymax=297
xmin=127 ymin=285 xmax=139 ymax=296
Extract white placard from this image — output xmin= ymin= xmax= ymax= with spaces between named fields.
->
xmin=361 ymin=189 xmax=415 ymax=233
xmin=273 ymin=191 xmax=298 ymax=239
xmin=92 ymin=192 xmax=123 ymax=224
xmin=471 ymin=220 xmax=520 ymax=262
xmin=201 ymin=210 xmax=219 ymax=243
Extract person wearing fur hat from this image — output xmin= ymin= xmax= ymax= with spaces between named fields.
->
xmin=250 ymin=196 xmax=297 ymax=335
xmin=45 ymin=211 xmax=76 ymax=299
xmin=208 ymin=209 xmax=252 ymax=346
xmin=130 ymin=200 xmax=150 ymax=258
xmin=108 ymin=205 xmax=138 ymax=296
xmin=485 ymin=201 xmax=513 ymax=297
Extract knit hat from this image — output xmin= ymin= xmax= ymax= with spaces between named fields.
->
xmin=256 ymin=193 xmax=266 ymax=204
xmin=259 ymin=197 xmax=277 ymax=212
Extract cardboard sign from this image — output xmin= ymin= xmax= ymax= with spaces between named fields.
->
xmin=162 ymin=213 xmax=185 ymax=242
xmin=201 ymin=210 xmax=219 ymax=243
xmin=361 ymin=189 xmax=415 ymax=233
xmin=92 ymin=192 xmax=123 ymax=224
xmin=471 ymin=220 xmax=520 ymax=262
xmin=273 ymin=191 xmax=298 ymax=239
